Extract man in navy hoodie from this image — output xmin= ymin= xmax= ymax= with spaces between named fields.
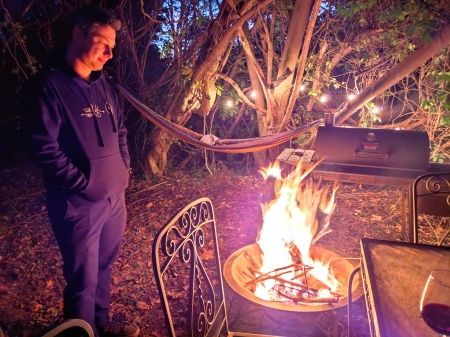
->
xmin=20 ymin=6 xmax=139 ymax=337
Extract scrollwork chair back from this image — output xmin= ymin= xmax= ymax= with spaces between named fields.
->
xmin=411 ymin=173 xmax=450 ymax=244
xmin=152 ymin=197 xmax=228 ymax=337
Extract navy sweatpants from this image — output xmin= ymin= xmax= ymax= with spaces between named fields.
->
xmin=46 ymin=192 xmax=126 ymax=336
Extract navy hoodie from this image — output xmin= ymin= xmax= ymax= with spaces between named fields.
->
xmin=20 ymin=56 xmax=130 ymax=202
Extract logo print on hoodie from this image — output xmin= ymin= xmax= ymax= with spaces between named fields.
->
xmin=81 ymin=102 xmax=112 ymax=118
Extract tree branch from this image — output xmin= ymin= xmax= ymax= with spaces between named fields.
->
xmin=336 ymin=24 xmax=450 ymax=125
xmin=217 ymin=73 xmax=269 ymax=115
xmin=192 ymin=0 xmax=273 ymax=83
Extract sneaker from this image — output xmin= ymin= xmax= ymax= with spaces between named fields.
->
xmin=99 ymin=322 xmax=140 ymax=337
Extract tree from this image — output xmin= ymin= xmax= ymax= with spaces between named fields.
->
xmin=2 ymin=0 xmax=450 ymax=170
xmin=146 ymin=0 xmax=450 ymax=173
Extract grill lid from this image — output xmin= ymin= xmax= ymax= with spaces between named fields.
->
xmin=315 ymin=125 xmax=430 ymax=171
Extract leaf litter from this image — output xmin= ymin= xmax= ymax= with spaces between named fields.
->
xmin=0 ymin=161 xmax=448 ymax=336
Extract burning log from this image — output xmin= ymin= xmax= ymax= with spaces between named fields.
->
xmin=245 ymin=264 xmax=312 ymax=287
xmin=299 ymin=270 xmax=331 ymax=291
xmin=288 ymin=244 xmax=303 ymax=264
xmin=272 ymin=276 xmax=342 ymax=297
xmin=275 ymin=284 xmax=340 ymax=305
xmin=275 ymin=289 xmax=298 ymax=302
xmin=272 ymin=276 xmax=319 ymax=296
xmin=244 ymin=252 xmax=260 ymax=269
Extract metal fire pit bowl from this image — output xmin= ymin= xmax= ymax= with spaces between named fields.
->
xmin=224 ymin=243 xmax=363 ymax=313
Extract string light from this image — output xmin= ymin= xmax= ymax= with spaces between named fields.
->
xmin=320 ymin=96 xmax=327 ymax=103
xmin=348 ymin=94 xmax=356 ymax=101
xmin=226 ymin=100 xmax=233 ymax=107
xmin=251 ymin=91 xmax=256 ymax=98
xmin=299 ymin=85 xmax=305 ymax=91
xmin=371 ymin=107 xmax=379 ymax=114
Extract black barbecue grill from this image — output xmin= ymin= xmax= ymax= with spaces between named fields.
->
xmin=313 ymin=113 xmax=430 ymax=179
xmin=276 ymin=113 xmax=450 ymax=242
xmin=315 ymin=124 xmax=430 ymax=172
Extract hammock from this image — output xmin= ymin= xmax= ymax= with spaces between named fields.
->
xmin=117 ymin=84 xmax=322 ymax=153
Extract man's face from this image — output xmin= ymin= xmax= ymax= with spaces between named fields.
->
xmin=77 ymin=24 xmax=116 ymax=72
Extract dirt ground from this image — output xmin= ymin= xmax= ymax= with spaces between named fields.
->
xmin=0 ymin=157 xmax=448 ymax=337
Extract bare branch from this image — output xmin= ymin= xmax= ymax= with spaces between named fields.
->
xmin=217 ymin=73 xmax=269 ymax=115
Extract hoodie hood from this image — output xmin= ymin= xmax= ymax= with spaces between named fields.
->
xmin=50 ymin=54 xmax=102 ymax=88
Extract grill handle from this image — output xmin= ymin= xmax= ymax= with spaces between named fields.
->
xmin=354 ymin=151 xmax=389 ymax=160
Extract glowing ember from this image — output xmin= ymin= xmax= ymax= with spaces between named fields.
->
xmin=255 ymin=162 xmax=339 ymax=304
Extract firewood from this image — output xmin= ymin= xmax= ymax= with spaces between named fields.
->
xmin=245 ymin=263 xmax=309 ymax=286
xmin=288 ymin=244 xmax=303 ymax=264
xmin=303 ymin=270 xmax=331 ymax=291
xmin=273 ymin=277 xmax=319 ymax=296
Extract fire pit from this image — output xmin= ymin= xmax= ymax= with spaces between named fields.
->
xmin=222 ymin=162 xmax=363 ymax=324
xmin=223 ymin=243 xmax=363 ymax=313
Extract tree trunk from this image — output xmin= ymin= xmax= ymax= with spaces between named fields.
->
xmin=273 ymin=0 xmax=313 ymax=117
xmin=336 ymin=24 xmax=450 ymax=125
xmin=243 ymin=22 xmax=269 ymax=169
xmin=146 ymin=0 xmax=273 ymax=175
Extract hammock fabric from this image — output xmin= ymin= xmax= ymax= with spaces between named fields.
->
xmin=117 ymin=84 xmax=322 ymax=153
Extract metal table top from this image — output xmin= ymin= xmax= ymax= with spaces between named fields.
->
xmin=360 ymin=238 xmax=450 ymax=337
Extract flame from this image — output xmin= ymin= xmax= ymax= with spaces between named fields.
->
xmin=255 ymin=161 xmax=339 ymax=302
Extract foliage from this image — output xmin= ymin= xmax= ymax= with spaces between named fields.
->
xmin=1 ymin=0 xmax=450 ymax=172
xmin=304 ymin=0 xmax=450 ymax=161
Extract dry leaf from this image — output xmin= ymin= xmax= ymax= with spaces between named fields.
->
xmin=136 ymin=301 xmax=147 ymax=310
xmin=371 ymin=215 xmax=382 ymax=221
xmin=201 ymin=250 xmax=215 ymax=260
xmin=45 ymin=279 xmax=54 ymax=289
xmin=33 ymin=304 xmax=43 ymax=312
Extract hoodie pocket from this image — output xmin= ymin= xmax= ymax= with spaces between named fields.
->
xmin=82 ymin=152 xmax=129 ymax=201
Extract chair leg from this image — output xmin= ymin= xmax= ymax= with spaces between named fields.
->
xmin=42 ymin=319 xmax=94 ymax=337
xmin=347 ymin=265 xmax=361 ymax=337
xmin=407 ymin=185 xmax=418 ymax=243
xmin=401 ymin=187 xmax=407 ymax=238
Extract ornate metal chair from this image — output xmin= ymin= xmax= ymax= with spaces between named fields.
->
xmin=410 ymin=173 xmax=450 ymax=245
xmin=152 ymin=197 xmax=284 ymax=337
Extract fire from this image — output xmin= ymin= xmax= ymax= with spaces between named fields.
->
xmin=255 ymin=162 xmax=339 ymax=303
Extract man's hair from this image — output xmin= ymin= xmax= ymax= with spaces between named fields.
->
xmin=67 ymin=5 xmax=121 ymax=41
